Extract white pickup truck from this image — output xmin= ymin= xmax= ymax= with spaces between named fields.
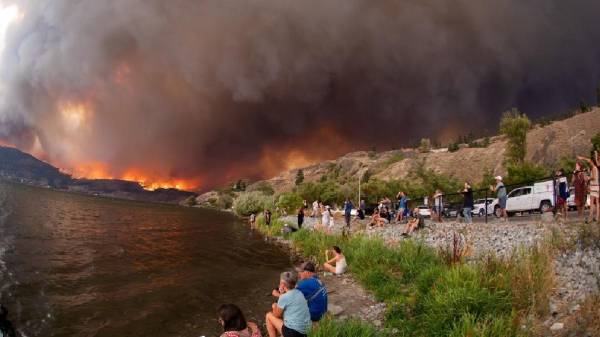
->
xmin=491 ymin=180 xmax=555 ymax=217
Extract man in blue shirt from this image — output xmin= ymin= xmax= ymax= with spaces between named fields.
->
xmin=272 ymin=262 xmax=328 ymax=323
xmin=343 ymin=198 xmax=354 ymax=228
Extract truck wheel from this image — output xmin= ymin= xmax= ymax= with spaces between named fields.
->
xmin=539 ymin=201 xmax=552 ymax=213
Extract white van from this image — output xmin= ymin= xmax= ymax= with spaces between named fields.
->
xmin=491 ymin=180 xmax=555 ymax=216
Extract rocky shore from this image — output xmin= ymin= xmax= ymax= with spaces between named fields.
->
xmin=278 ymin=213 xmax=600 ymax=334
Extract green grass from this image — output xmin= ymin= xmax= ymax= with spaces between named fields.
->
xmin=309 ymin=317 xmax=379 ymax=337
xmin=256 ymin=217 xmax=554 ymax=337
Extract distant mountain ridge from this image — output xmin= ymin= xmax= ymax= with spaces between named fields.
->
xmin=0 ymin=146 xmax=196 ymax=204
xmin=196 ymin=108 xmax=600 ymax=206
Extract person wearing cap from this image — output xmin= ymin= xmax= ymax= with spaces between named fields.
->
xmin=272 ymin=262 xmax=328 ymax=322
xmin=266 ymin=271 xmax=311 ymax=337
xmin=491 ymin=176 xmax=508 ymax=221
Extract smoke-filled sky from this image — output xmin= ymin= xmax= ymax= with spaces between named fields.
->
xmin=0 ymin=0 xmax=600 ymax=190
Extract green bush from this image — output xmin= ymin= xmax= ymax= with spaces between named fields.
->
xmin=448 ymin=142 xmax=460 ymax=152
xmin=276 ymin=192 xmax=303 ymax=213
xmin=504 ymin=162 xmax=549 ymax=185
xmin=232 ymin=191 xmax=273 ymax=216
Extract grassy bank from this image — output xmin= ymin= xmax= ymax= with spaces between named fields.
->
xmin=256 ymin=215 xmax=555 ymax=337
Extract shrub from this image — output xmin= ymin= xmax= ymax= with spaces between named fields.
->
xmin=232 ymin=191 xmax=273 ymax=216
xmin=181 ymin=195 xmax=197 ymax=207
xmin=276 ymin=192 xmax=303 ymax=213
xmin=448 ymin=142 xmax=460 ymax=152
xmin=504 ymin=162 xmax=549 ymax=185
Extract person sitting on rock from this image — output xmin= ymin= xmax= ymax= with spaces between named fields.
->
xmin=272 ymin=262 xmax=328 ymax=323
xmin=217 ymin=303 xmax=261 ymax=337
xmin=371 ymin=209 xmax=386 ymax=227
xmin=322 ymin=246 xmax=347 ymax=275
xmin=401 ymin=207 xmax=425 ymax=237
xmin=266 ymin=271 xmax=312 ymax=337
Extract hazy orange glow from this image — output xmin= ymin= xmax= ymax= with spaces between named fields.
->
xmin=58 ymin=101 xmax=92 ymax=131
xmin=71 ymin=162 xmax=200 ymax=191
xmin=113 ymin=62 xmax=132 ymax=86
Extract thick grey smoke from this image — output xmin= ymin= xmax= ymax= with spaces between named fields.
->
xmin=1 ymin=0 xmax=600 ymax=189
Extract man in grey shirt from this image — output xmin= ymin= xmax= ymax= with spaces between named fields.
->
xmin=493 ymin=176 xmax=508 ymax=221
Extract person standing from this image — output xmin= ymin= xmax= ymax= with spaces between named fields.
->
xmin=264 ymin=209 xmax=272 ymax=226
xmin=433 ymin=189 xmax=444 ymax=222
xmin=265 ymin=272 xmax=311 ymax=337
xmin=572 ymin=161 xmax=588 ymax=218
xmin=312 ymin=200 xmax=319 ymax=218
xmin=579 ymin=151 xmax=599 ymax=223
xmin=297 ymin=206 xmax=305 ymax=229
xmin=461 ymin=182 xmax=474 ymax=224
xmin=343 ymin=198 xmax=354 ymax=228
xmin=249 ymin=213 xmax=256 ymax=228
xmin=555 ymin=169 xmax=569 ymax=222
xmin=395 ymin=191 xmax=407 ymax=222
xmin=492 ymin=176 xmax=508 ymax=221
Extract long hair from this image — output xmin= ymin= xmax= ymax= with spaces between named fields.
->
xmin=218 ymin=304 xmax=247 ymax=332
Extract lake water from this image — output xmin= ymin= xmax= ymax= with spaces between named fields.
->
xmin=0 ymin=181 xmax=291 ymax=337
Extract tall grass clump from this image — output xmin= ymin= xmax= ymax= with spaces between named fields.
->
xmin=256 ymin=217 xmax=555 ymax=336
xmin=309 ymin=317 xmax=381 ymax=337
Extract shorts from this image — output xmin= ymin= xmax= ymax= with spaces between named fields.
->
xmin=591 ymin=183 xmax=599 ymax=199
xmin=556 ymin=196 xmax=566 ymax=207
xmin=498 ymin=196 xmax=507 ymax=209
xmin=282 ymin=325 xmax=307 ymax=337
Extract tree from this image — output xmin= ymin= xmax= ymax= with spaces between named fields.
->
xmin=419 ymin=138 xmax=431 ymax=153
xmin=295 ymin=169 xmax=304 ymax=186
xmin=232 ymin=191 xmax=273 ymax=216
xmin=580 ymin=100 xmax=592 ymax=113
xmin=500 ymin=108 xmax=531 ymax=164
xmin=592 ymin=131 xmax=600 ymax=152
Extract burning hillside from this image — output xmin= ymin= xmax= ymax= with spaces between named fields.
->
xmin=1 ymin=1 xmax=600 ymax=190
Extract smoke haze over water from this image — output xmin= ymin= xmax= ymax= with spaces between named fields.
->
xmin=1 ymin=0 xmax=600 ymax=189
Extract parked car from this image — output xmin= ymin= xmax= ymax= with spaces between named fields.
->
xmin=471 ymin=198 xmax=495 ymax=217
xmin=442 ymin=203 xmax=463 ymax=218
xmin=417 ymin=205 xmax=431 ymax=218
xmin=490 ymin=180 xmax=555 ymax=217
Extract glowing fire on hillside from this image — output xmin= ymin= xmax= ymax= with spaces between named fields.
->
xmin=71 ymin=162 xmax=199 ymax=191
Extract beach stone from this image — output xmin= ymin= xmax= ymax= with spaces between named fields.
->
xmin=550 ymin=322 xmax=564 ymax=331
xmin=328 ymin=304 xmax=344 ymax=316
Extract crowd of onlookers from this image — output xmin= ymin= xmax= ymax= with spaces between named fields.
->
xmin=218 ymin=247 xmax=347 ymax=337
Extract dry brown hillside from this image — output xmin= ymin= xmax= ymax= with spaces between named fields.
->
xmin=199 ymin=108 xmax=600 ymax=201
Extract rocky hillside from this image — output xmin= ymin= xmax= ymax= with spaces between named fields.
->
xmin=198 ymin=108 xmax=600 ymax=204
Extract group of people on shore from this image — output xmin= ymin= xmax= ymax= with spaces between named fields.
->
xmin=217 ymin=247 xmax=347 ymax=337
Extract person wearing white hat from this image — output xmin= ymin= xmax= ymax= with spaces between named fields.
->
xmin=491 ymin=176 xmax=508 ymax=221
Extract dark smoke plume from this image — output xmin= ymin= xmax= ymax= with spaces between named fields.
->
xmin=1 ymin=0 xmax=600 ymax=189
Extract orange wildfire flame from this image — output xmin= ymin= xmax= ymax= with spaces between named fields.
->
xmin=72 ymin=162 xmax=199 ymax=191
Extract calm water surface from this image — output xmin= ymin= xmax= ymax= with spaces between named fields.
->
xmin=0 ymin=181 xmax=291 ymax=337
